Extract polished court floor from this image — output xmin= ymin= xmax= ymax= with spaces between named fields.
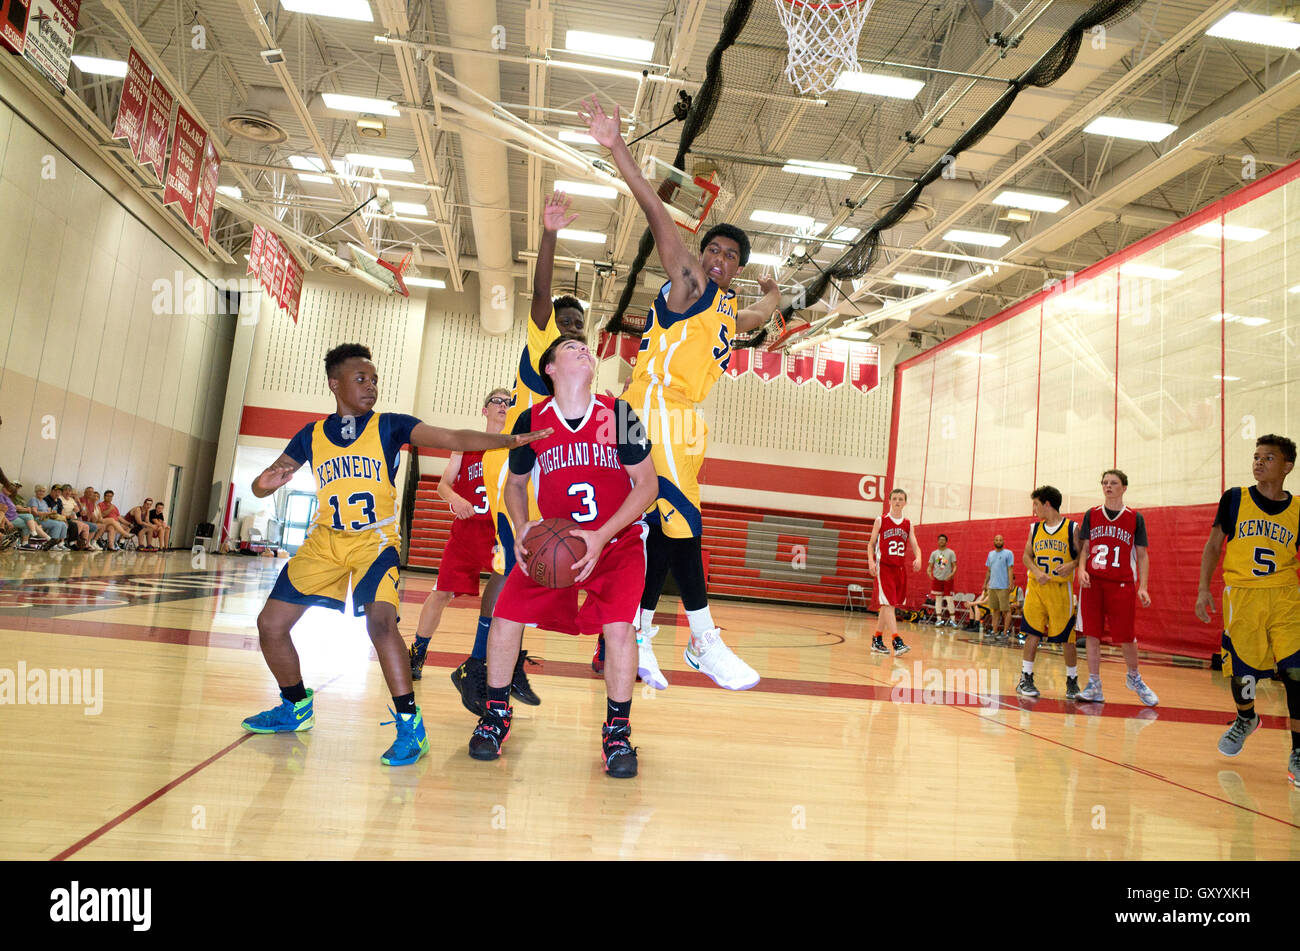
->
xmin=1 ymin=551 xmax=1297 ymax=860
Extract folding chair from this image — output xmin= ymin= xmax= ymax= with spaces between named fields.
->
xmin=844 ymin=583 xmax=868 ymax=612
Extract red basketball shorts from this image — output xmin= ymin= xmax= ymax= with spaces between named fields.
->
xmin=1077 ymin=577 xmax=1136 ymax=644
xmin=877 ymin=563 xmax=907 ymax=608
xmin=493 ymin=522 xmax=647 ymax=635
xmin=435 ymin=517 xmax=495 ymax=597
xmin=931 ymin=577 xmax=954 ymax=596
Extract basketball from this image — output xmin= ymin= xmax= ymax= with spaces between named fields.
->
xmin=521 ymin=517 xmax=588 ymax=588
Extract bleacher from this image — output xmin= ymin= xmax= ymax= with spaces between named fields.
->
xmin=407 ymin=474 xmax=874 ymax=608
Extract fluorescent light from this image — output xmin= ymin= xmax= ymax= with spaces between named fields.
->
xmin=404 ymin=277 xmax=446 ymax=288
xmin=391 ymin=201 xmax=428 ymax=216
xmin=1083 ymin=116 xmax=1178 ymax=142
xmin=565 ymin=30 xmax=655 ymax=62
xmin=748 ymin=253 xmax=786 ymax=267
xmin=782 ymin=159 xmax=856 ymax=181
xmin=943 ymin=229 xmax=1010 ymax=248
xmin=1211 ymin=313 xmax=1270 ymax=327
xmin=321 ymin=93 xmax=399 ymax=116
xmin=832 ymin=72 xmax=925 ymax=99
xmin=1214 ymin=375 xmax=1242 ymax=381
xmin=1289 ymin=284 xmax=1300 ymax=294
xmin=837 ymin=330 xmax=873 ymax=341
xmin=554 ymin=179 xmax=618 ymax=199
xmin=993 ymin=190 xmax=1070 ymax=213
xmin=1206 ymin=12 xmax=1300 ymax=49
xmin=832 ymin=227 xmax=860 ymax=242
xmin=280 ymin=0 xmax=373 ymax=22
xmin=343 ymin=153 xmax=415 ymax=173
xmin=1120 ymin=262 xmax=1182 ymax=280
xmin=71 ymin=56 xmax=128 ymax=77
xmin=289 ymin=155 xmax=334 ymax=183
xmin=558 ymin=130 xmax=599 ymax=145
xmin=893 ymin=272 xmax=951 ymax=291
xmin=216 ymin=185 xmax=242 ymax=200
xmin=1191 ymin=223 xmax=1269 ymax=242
xmin=557 ymin=228 xmax=607 ymax=244
xmin=751 ymin=210 xmax=817 ymax=229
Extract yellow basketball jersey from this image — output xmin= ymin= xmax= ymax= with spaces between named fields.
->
xmin=309 ymin=414 xmax=396 ymax=533
xmin=1222 ymin=486 xmax=1299 ymax=588
xmin=626 ymin=279 xmax=737 ymax=408
xmin=484 ymin=308 xmax=563 ymax=519
xmin=1027 ymin=518 xmax=1076 ymax=587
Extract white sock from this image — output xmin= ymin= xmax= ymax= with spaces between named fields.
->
xmin=638 ymin=608 xmax=655 ymax=636
xmin=685 ymin=607 xmax=715 ymax=638
xmin=1066 ymin=666 xmax=1078 ymax=679
xmin=1022 ymin=660 xmax=1034 ymax=675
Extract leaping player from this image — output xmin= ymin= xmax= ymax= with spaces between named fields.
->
xmin=579 ymin=95 xmax=781 ymax=691
xmin=867 ymin=488 xmax=922 ymax=655
xmin=242 ymin=344 xmax=549 ymax=766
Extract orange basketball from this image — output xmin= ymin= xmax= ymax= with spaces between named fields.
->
xmin=521 ymin=518 xmax=588 ymax=588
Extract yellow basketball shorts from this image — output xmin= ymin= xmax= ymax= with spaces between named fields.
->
xmin=1020 ymin=582 xmax=1076 ymax=644
xmin=483 ymin=447 xmax=541 ymax=577
xmin=1219 ymin=585 xmax=1300 ymax=680
xmin=634 ymin=395 xmax=707 ymax=540
xmin=270 ymin=525 xmax=401 ymax=617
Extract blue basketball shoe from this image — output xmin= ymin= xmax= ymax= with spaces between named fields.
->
xmin=242 ymin=688 xmax=315 ymax=733
xmin=380 ymin=706 xmax=430 ymax=766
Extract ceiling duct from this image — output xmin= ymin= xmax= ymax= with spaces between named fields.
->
xmin=222 ymin=87 xmax=292 ymax=144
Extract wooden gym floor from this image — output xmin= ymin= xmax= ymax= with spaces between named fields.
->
xmin=1 ymin=552 xmax=1297 ymax=860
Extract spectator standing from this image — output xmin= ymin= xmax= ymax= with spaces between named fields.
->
xmin=927 ymin=534 xmax=959 ymax=628
xmin=983 ymin=534 xmax=1016 ymax=642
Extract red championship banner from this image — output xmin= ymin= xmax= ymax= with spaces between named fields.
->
xmin=112 ymin=48 xmax=151 ymax=159
xmin=814 ymin=341 xmax=848 ymax=390
xmin=785 ymin=350 xmax=815 ymax=386
xmin=283 ymin=257 xmax=303 ymax=323
xmin=723 ymin=346 xmax=750 ymax=379
xmin=259 ymin=233 xmax=280 ymax=298
xmin=0 ymin=0 xmax=31 ymax=54
xmin=618 ymin=333 xmax=640 ymax=364
xmin=162 ymin=104 xmax=205 ymax=224
xmin=849 ymin=342 xmax=881 ymax=394
xmin=596 ymin=331 xmax=617 ymax=361
xmin=271 ymin=244 xmax=287 ymax=306
xmin=247 ymin=224 xmax=264 ymax=276
xmin=22 ymin=0 xmax=79 ymax=91
xmin=751 ymin=349 xmax=783 ymax=382
xmin=139 ymin=76 xmax=174 ymax=183
xmin=192 ymin=137 xmax=220 ymax=246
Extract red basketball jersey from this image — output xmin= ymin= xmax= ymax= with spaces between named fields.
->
xmin=1082 ymin=504 xmax=1137 ymax=582
xmin=529 ymin=395 xmax=635 ymax=533
xmin=448 ymin=450 xmax=492 ymax=525
xmin=876 ymin=515 xmax=911 ymax=567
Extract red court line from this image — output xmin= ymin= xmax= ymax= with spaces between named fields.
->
xmin=52 ymin=733 xmax=256 ymax=860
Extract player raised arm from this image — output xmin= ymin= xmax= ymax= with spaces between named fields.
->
xmin=578 ymin=95 xmax=706 ymax=314
xmin=532 ymin=191 xmax=579 ymax=330
xmin=736 ymin=275 xmax=782 ymax=333
xmin=1195 ymin=524 xmax=1228 ymax=622
xmin=568 ymin=455 xmax=659 ymax=584
xmin=252 ymin=454 xmax=302 ymax=498
xmin=409 ymin=422 xmax=551 ymax=453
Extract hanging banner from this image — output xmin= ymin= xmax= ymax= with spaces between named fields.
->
xmin=271 ymin=241 xmax=287 ymax=306
xmin=785 ymin=350 xmax=815 ymax=386
xmin=0 ymin=0 xmax=30 ymax=55
xmin=751 ymin=349 xmax=783 ymax=383
xmin=192 ymin=137 xmax=220 ymax=246
xmin=139 ymin=76 xmax=173 ymax=183
xmin=21 ymin=0 xmax=79 ymax=91
xmin=618 ymin=333 xmax=641 ymax=364
xmin=247 ymin=224 xmax=264 ymax=277
xmin=111 ymin=47 xmax=151 ymax=159
xmin=283 ymin=258 xmax=303 ymax=323
xmin=723 ymin=346 xmax=750 ymax=379
xmin=259 ymin=233 xmax=280 ymax=299
xmin=849 ymin=342 xmax=881 ymax=394
xmin=815 ymin=341 xmax=847 ymax=390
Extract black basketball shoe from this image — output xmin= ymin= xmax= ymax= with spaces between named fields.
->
xmin=408 ymin=636 xmax=430 ymax=680
xmin=892 ymin=636 xmax=910 ymax=655
xmin=601 ymin=718 xmax=638 ymax=778
xmin=510 ymin=651 xmax=541 ymax=706
xmin=1064 ymin=675 xmax=1081 ymax=701
xmin=468 ymin=700 xmax=512 ymax=760
xmin=450 ymin=656 xmax=488 ymax=717
xmin=871 ymin=634 xmax=889 ymax=654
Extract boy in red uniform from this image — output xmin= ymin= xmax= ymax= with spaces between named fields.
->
xmin=1074 ymin=469 xmax=1157 ymax=705
xmin=867 ymin=488 xmax=922 ymax=655
xmin=467 ymin=334 xmax=658 ymax=777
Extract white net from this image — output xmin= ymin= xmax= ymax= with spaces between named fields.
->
xmin=774 ymin=0 xmax=875 ymax=96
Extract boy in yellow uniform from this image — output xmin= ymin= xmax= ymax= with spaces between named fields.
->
xmin=1196 ymin=434 xmax=1300 ymax=784
xmin=579 ymin=96 xmax=781 ymax=690
xmin=1015 ymin=485 xmax=1082 ymax=700
xmin=243 ymin=344 xmax=547 ymax=766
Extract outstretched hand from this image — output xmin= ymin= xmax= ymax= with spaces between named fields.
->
xmin=577 ymin=95 xmax=622 ymax=149
xmin=256 ymin=460 xmax=298 ymax=494
xmin=543 ymin=191 xmax=579 ymax=234
xmin=512 ymin=427 xmax=554 ymax=447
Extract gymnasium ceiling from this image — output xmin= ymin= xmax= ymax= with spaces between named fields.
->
xmin=45 ymin=0 xmax=1300 ymax=348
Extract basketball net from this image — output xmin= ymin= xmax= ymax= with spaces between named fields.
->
xmin=775 ymin=0 xmax=876 ymax=96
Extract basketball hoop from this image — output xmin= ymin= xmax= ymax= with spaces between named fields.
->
xmin=775 ymin=0 xmax=876 ymax=96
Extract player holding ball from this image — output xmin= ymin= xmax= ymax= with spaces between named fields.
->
xmin=469 ymin=334 xmax=659 ymax=778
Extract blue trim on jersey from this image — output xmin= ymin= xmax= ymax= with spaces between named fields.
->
xmin=1220 ymin=487 xmax=1242 ymax=539
xmin=1220 ymin=630 xmax=1300 ymax=680
xmin=1022 ymin=612 xmax=1076 ymax=644
xmin=656 ymin=477 xmax=702 ymax=537
xmin=497 ymin=511 xmax=516 ymax=575
xmin=517 ymin=345 xmax=549 ymax=398
xmin=268 ymin=564 xmax=347 ymax=613
xmin=378 ymin=413 xmax=421 ymax=485
xmin=352 ymin=544 xmax=402 ymax=615
xmin=285 ymin=423 xmax=315 ymax=466
xmin=653 ymin=279 xmax=728 ymax=329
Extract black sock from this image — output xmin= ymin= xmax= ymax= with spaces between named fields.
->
xmin=1283 ymin=675 xmax=1300 ymax=748
xmin=280 ymin=681 xmax=307 ymax=703
xmin=392 ymin=692 xmax=416 ymax=715
xmin=607 ymin=697 xmax=631 ymax=722
xmin=488 ymin=685 xmax=511 ymax=706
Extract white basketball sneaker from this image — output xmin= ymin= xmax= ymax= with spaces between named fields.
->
xmin=684 ymin=628 xmax=759 ymax=690
xmin=636 ymin=625 xmax=668 ymax=690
